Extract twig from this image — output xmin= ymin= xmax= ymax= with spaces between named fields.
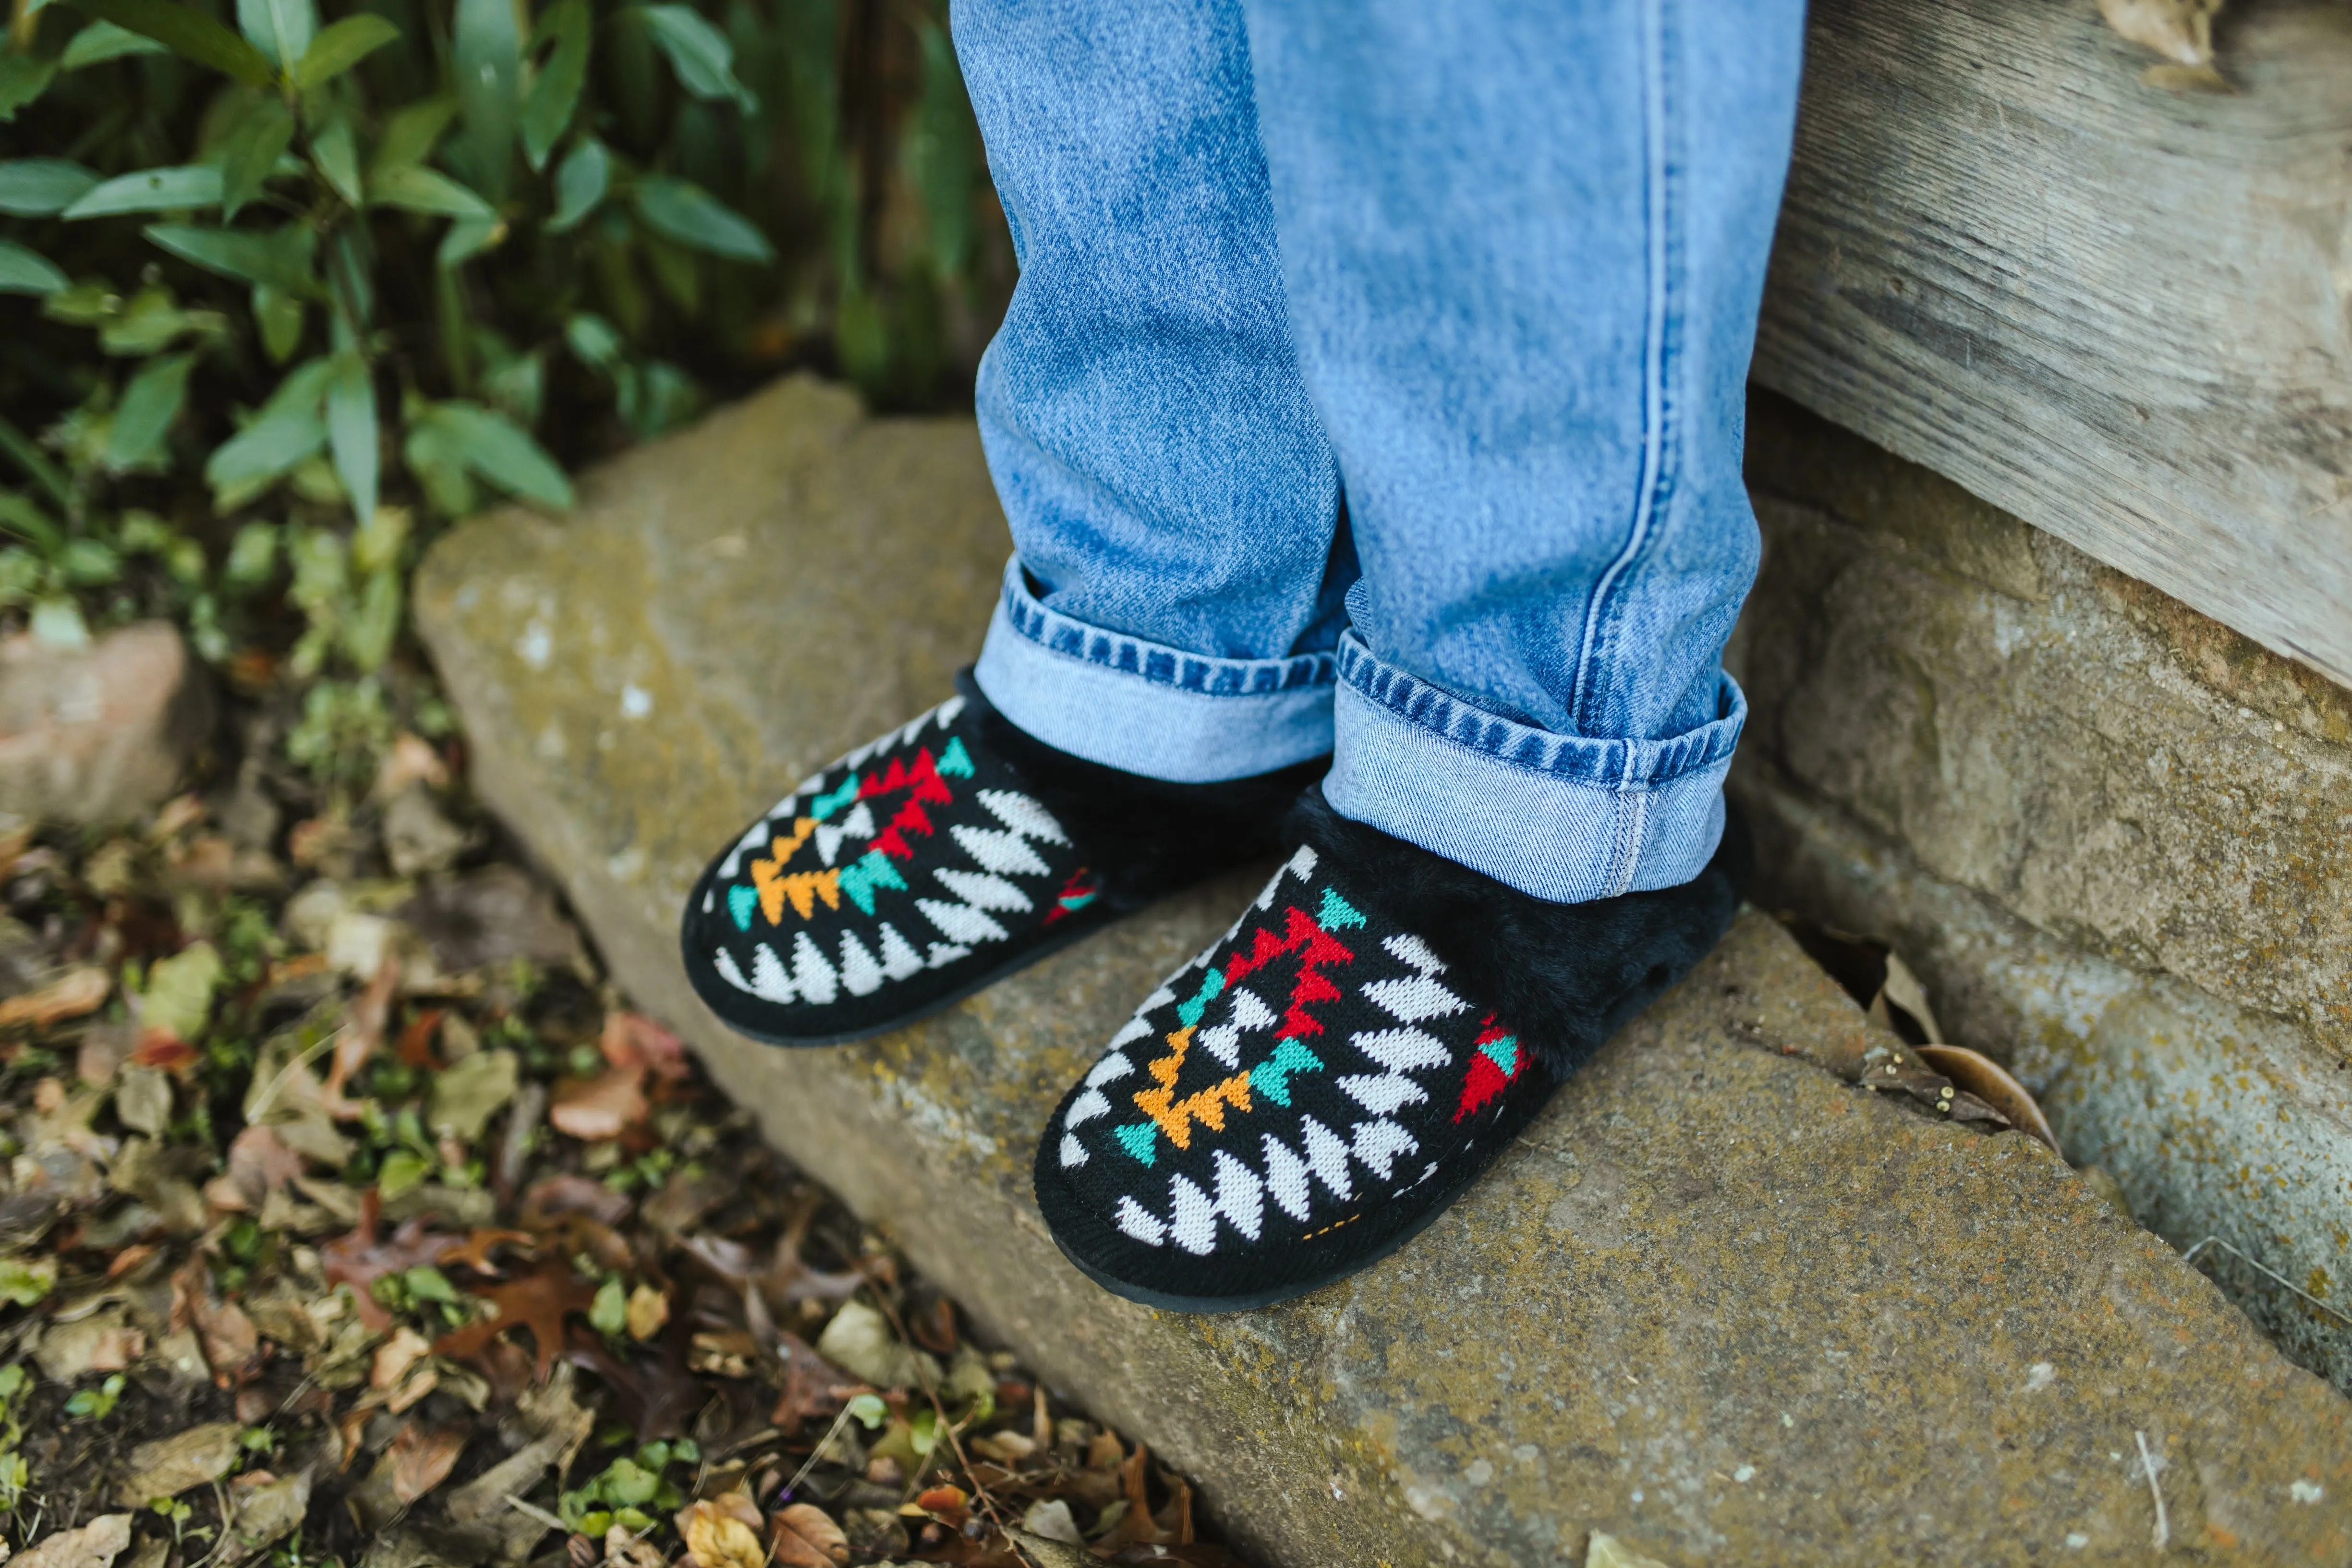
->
xmin=505 ymin=1493 xmax=571 ymax=1532
xmin=867 ymin=1284 xmax=1004 ymax=1528
xmin=2134 ymin=1430 xmax=2169 ymax=1550
xmin=2180 ymin=1236 xmax=2352 ymax=1329
xmin=781 ymin=1403 xmax=859 ymax=1501
xmin=244 ymin=1031 xmax=339 ymax=1122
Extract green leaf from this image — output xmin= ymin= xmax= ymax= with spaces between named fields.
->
xmin=234 ymin=0 xmax=314 ymax=69
xmin=590 ymin=1277 xmax=626 ymax=1337
xmin=371 ymin=97 xmax=458 ymax=174
xmin=565 ymin=312 xmax=620 ymax=369
xmin=62 ymin=164 xmax=222 ymax=219
xmin=144 ymin=222 xmax=316 ymax=295
xmin=0 ymin=54 xmax=56 ymax=121
xmin=633 ymin=176 xmax=771 ymax=262
xmin=547 ymin=139 xmax=606 ymax=232
xmin=0 ymin=241 xmax=67 ymax=296
xmin=289 ymin=12 xmax=396 ymax=89
xmin=370 ymin=164 xmax=493 ymax=219
xmin=0 ymin=494 xmax=64 ymax=554
xmin=635 ymin=5 xmax=752 ymax=112
xmin=326 ymin=351 xmax=377 ymax=522
xmin=106 ymin=351 xmax=197 ymax=472
xmin=253 ymin=284 xmax=303 ymax=361
xmin=310 ymin=117 xmax=362 ymax=207
xmin=61 ymin=19 xmax=170 ymax=68
xmin=0 ymin=1258 xmax=56 ymax=1309
xmin=418 ymin=400 xmax=572 ymax=509
xmin=58 ymin=0 xmax=274 ymax=86
xmin=206 ymin=361 xmax=331 ymax=498
xmin=98 ymin=288 xmax=228 ymax=355
xmin=0 ymin=416 xmax=73 ymax=511
xmin=435 ymin=215 xmax=501 ymax=268
xmin=213 ymin=97 xmax=293 ymax=220
xmin=520 ymin=0 xmax=589 ymax=171
xmin=454 ymin=0 xmax=521 ymax=203
xmin=0 ymin=159 xmax=99 ymax=217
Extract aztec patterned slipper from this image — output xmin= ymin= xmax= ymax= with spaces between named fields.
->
xmin=681 ymin=671 xmax=1324 ymax=1047
xmin=1034 ymin=787 xmax=1751 ymax=1312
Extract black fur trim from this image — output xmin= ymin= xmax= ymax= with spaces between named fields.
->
xmin=1286 ymin=784 xmax=1751 ymax=1080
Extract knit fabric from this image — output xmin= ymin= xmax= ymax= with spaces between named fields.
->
xmin=680 ymin=674 xmax=1319 ymax=1047
xmin=1034 ymin=788 xmax=1750 ymax=1311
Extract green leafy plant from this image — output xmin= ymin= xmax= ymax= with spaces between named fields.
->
xmin=0 ymin=0 xmax=1005 ymax=779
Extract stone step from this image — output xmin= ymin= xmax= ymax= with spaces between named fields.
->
xmin=414 ymin=377 xmax=2351 ymax=1566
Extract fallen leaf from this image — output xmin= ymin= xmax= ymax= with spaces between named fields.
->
xmin=388 ymin=1420 xmax=469 ymax=1505
xmin=398 ymin=865 xmax=586 ymax=975
xmin=1097 ymin=1445 xmax=1173 ymax=1549
xmin=429 ymin=1048 xmax=520 ymax=1143
xmin=0 ymin=967 xmax=110 ymax=1030
xmin=207 ymin=1124 xmax=306 ymax=1213
xmin=321 ymin=1190 xmax=456 ymax=1331
xmin=1587 ymin=1533 xmax=1672 ymax=1568
xmin=371 ymin=1326 xmax=434 ymax=1391
xmin=15 ymin=1513 xmax=133 ymax=1568
xmin=437 ymin=1227 xmax=534 ymax=1276
xmin=679 ymin=1498 xmax=766 ymax=1568
xmin=136 ymin=942 xmax=224 ymax=1045
xmin=548 ymin=1064 xmax=648 ymax=1141
xmin=435 ymin=1258 xmax=598 ymax=1381
xmin=226 ymin=1468 xmax=312 ymax=1558
xmin=377 ymin=732 xmax=451 ymax=797
xmin=768 ymin=1331 xmax=854 ymax=1428
xmin=601 ymin=1011 xmax=690 ymax=1082
xmin=769 ymin=1502 xmax=849 ymax=1568
xmin=325 ymin=951 xmax=400 ymax=1111
xmin=520 ymin=1173 xmax=633 ymax=1228
xmin=604 ymin=1525 xmax=667 ymax=1568
xmin=624 ymin=1283 xmax=669 ymax=1341
xmin=113 ymin=1064 xmax=172 ymax=1136
xmin=2096 ymin=0 xmax=2221 ymax=65
xmin=567 ymin=1325 xmax=705 ymax=1440
xmin=396 ymin=1008 xmax=445 ymax=1069
xmin=1916 ymin=1044 xmax=2060 ymax=1153
xmin=815 ymin=1300 xmax=937 ymax=1391
xmin=34 ymin=1305 xmax=141 ymax=1380
xmin=1019 ymin=1499 xmax=1083 ymax=1546
xmin=113 ymin=1421 xmax=243 ymax=1507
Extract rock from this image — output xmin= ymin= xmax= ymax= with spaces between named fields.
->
xmin=415 ymin=377 xmax=2352 ymax=1565
xmin=1734 ymin=389 xmax=2352 ymax=1388
xmin=0 ymin=621 xmax=213 ymax=828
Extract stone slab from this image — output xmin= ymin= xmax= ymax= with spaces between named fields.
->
xmin=416 ymin=378 xmax=2352 ymax=1566
xmin=0 ymin=621 xmax=212 ymax=828
xmin=1732 ymin=389 xmax=2352 ymax=1391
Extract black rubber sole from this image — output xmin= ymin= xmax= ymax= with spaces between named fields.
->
xmin=680 ymin=894 xmax=1129 ymax=1049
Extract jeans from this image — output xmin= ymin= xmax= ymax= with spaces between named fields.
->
xmin=953 ymin=0 xmax=1806 ymax=903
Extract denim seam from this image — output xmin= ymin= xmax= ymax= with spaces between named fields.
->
xmin=994 ymin=558 xmax=1338 ymax=698
xmin=1332 ymin=633 xmax=1740 ymax=790
xmin=1568 ymin=0 xmax=1682 ymax=733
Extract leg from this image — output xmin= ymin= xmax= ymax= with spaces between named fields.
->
xmin=1036 ymin=0 xmax=1808 ymax=1309
xmin=955 ymin=0 xmax=1350 ymax=781
xmin=1249 ymin=0 xmax=1806 ymax=900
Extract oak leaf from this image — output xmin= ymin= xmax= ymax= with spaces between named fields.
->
xmin=435 ymin=1258 xmax=597 ymax=1381
xmin=769 ymin=1502 xmax=849 ymax=1568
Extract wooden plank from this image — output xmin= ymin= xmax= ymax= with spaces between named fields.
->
xmin=1755 ymin=0 xmax=2352 ymax=688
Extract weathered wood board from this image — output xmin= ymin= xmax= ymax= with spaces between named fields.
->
xmin=1757 ymin=0 xmax=2352 ymax=687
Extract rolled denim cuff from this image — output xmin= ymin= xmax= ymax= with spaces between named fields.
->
xmin=973 ymin=555 xmax=1337 ymax=781
xmin=1322 ymin=632 xmax=1742 ymax=902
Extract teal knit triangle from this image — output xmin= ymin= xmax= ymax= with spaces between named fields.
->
xmin=726 ymin=884 xmax=758 ymax=932
xmin=1317 ymin=887 xmax=1368 ymax=931
xmin=1248 ymin=1038 xmax=1324 ymax=1107
xmin=810 ymin=774 xmax=861 ymax=822
xmin=837 ymin=850 xmax=907 ymax=916
xmin=1112 ymin=1122 xmax=1158 ymax=1166
xmin=1479 ymin=1035 xmax=1520 ymax=1076
xmin=1176 ymin=967 xmax=1226 ymax=1028
xmin=937 ymin=735 xmax=975 ymax=778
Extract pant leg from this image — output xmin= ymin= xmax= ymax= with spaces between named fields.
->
xmin=953 ymin=0 xmax=1348 ymax=782
xmin=1242 ymin=0 xmax=1807 ymax=900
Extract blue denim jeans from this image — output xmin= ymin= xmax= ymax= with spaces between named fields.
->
xmin=953 ymin=0 xmax=1806 ymax=902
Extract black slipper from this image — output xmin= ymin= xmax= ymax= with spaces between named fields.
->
xmin=680 ymin=672 xmax=1325 ymax=1046
xmin=1032 ymin=785 xmax=1751 ymax=1312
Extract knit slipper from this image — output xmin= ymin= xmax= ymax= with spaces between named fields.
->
xmin=680 ymin=672 xmax=1325 ymax=1047
xmin=1033 ymin=785 xmax=1751 ymax=1312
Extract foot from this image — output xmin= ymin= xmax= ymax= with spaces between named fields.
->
xmin=1033 ymin=786 xmax=1750 ymax=1311
xmin=680 ymin=672 xmax=1324 ymax=1046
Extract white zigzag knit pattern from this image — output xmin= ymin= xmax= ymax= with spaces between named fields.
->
xmin=706 ymin=698 xmax=1076 ymax=1009
xmin=1074 ymin=853 xmax=1475 ymax=1257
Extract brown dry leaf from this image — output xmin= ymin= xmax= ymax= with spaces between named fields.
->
xmin=171 ymin=1257 xmax=257 ymax=1384
xmin=604 ymin=1525 xmax=667 ymax=1568
xmin=770 ymin=1502 xmax=850 ymax=1568
xmin=206 ymin=1124 xmax=306 ymax=1214
xmin=377 ymin=733 xmax=451 ymax=797
xmin=388 ymin=1420 xmax=469 ymax=1506
xmin=679 ymin=1498 xmax=767 ymax=1568
xmin=0 ymin=967 xmax=109 ymax=1030
xmin=324 ymin=952 xmax=399 ymax=1111
xmin=548 ymin=1064 xmax=649 ymax=1141
xmin=396 ymin=1007 xmax=445 ymax=1068
xmin=520 ymin=1173 xmax=634 ymax=1228
xmin=1916 ymin=1044 xmax=2060 ymax=1153
xmin=321 ymin=1191 xmax=455 ymax=1332
xmin=566 ymin=1327 xmax=705 ymax=1440
xmin=370 ymin=1326 xmax=433 ymax=1390
xmin=15 ymin=1513 xmax=133 ymax=1568
xmin=113 ymin=1422 xmax=242 ymax=1507
xmin=768 ymin=1331 xmax=854 ymax=1428
xmin=624 ymin=1282 xmax=669 ymax=1341
xmin=2096 ymin=0 xmax=2220 ymax=65
xmin=435 ymin=1258 xmax=598 ymax=1381
xmin=1097 ymin=1445 xmax=1174 ymax=1549
xmin=437 ymin=1227 xmax=534 ymax=1276
xmin=601 ymin=1011 xmax=690 ymax=1082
